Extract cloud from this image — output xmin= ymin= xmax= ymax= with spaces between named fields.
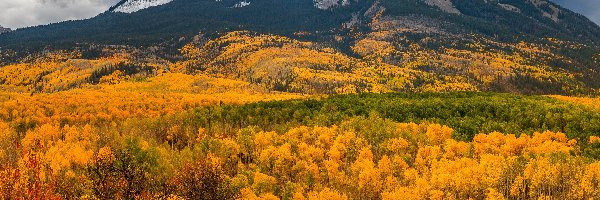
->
xmin=551 ymin=0 xmax=600 ymax=25
xmin=39 ymin=0 xmax=84 ymax=8
xmin=0 ymin=0 xmax=120 ymax=29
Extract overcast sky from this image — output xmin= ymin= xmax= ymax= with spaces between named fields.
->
xmin=0 ymin=0 xmax=120 ymax=28
xmin=0 ymin=0 xmax=598 ymax=29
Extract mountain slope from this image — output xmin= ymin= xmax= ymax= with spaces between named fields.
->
xmin=1 ymin=0 xmax=598 ymax=47
xmin=0 ymin=0 xmax=366 ymax=48
xmin=0 ymin=0 xmax=598 ymax=95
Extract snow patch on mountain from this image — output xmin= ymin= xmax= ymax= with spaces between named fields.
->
xmin=113 ymin=0 xmax=173 ymax=13
xmin=232 ymin=1 xmax=251 ymax=8
xmin=314 ymin=0 xmax=350 ymax=10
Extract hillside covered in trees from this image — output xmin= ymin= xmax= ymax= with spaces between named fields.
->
xmin=0 ymin=0 xmax=600 ymax=199
xmin=1 ymin=0 xmax=599 ymax=95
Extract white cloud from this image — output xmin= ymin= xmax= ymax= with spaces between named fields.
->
xmin=0 ymin=0 xmax=120 ymax=29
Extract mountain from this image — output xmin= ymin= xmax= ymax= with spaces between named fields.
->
xmin=0 ymin=0 xmax=599 ymax=95
xmin=3 ymin=0 xmax=599 ymax=48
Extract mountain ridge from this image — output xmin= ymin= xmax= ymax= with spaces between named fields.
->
xmin=1 ymin=0 xmax=598 ymax=48
xmin=0 ymin=0 xmax=598 ymax=95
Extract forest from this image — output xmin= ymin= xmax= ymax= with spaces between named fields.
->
xmin=1 ymin=84 xmax=600 ymax=199
xmin=0 ymin=37 xmax=598 ymax=198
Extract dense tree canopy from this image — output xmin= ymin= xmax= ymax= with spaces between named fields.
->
xmin=1 ymin=88 xmax=600 ymax=198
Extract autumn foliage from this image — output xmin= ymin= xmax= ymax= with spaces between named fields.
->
xmin=0 ymin=32 xmax=599 ymax=199
xmin=0 ymin=110 xmax=599 ymax=199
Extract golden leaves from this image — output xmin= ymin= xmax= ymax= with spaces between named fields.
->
xmin=252 ymin=171 xmax=278 ymax=195
xmin=425 ymin=124 xmax=453 ymax=145
xmin=0 ymin=73 xmax=304 ymax=125
xmin=99 ymin=70 xmax=125 ymax=85
xmin=550 ymin=95 xmax=600 ymax=110
xmin=352 ymin=39 xmax=396 ymax=59
xmin=96 ymin=146 xmax=115 ymax=164
xmin=307 ymin=188 xmax=347 ymax=200
xmin=0 ymin=56 xmax=127 ymax=92
xmin=590 ymin=136 xmax=600 ymax=144
xmin=472 ymin=131 xmax=575 ymax=158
